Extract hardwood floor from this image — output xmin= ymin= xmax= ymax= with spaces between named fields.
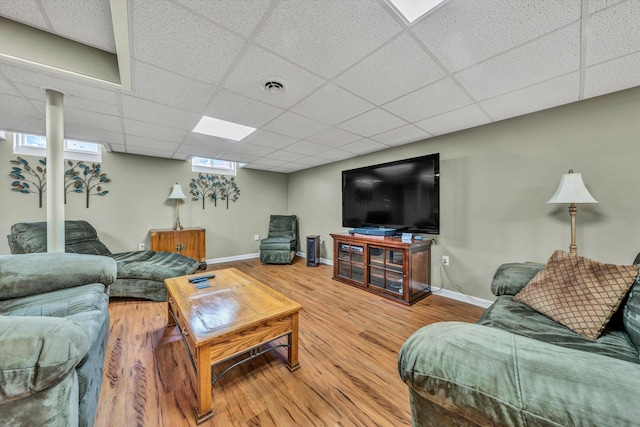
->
xmin=95 ymin=258 xmax=485 ymax=427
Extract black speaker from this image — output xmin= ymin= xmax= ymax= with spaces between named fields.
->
xmin=306 ymin=235 xmax=320 ymax=267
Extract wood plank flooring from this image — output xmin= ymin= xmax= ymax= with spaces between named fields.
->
xmin=95 ymin=257 xmax=485 ymax=427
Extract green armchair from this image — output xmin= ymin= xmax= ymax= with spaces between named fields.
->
xmin=259 ymin=215 xmax=298 ymax=264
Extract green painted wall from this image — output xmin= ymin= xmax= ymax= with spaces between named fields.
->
xmin=0 ymin=140 xmax=288 ymax=258
xmin=288 ymin=87 xmax=640 ymax=300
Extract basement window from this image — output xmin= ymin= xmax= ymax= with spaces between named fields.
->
xmin=191 ymin=156 xmax=237 ymax=176
xmin=13 ymin=132 xmax=102 ymax=162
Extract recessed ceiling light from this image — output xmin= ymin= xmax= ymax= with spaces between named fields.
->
xmin=386 ymin=0 xmax=446 ymax=23
xmin=193 ymin=116 xmax=256 ymax=141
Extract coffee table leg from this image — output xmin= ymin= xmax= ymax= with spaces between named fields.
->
xmin=195 ymin=346 xmax=213 ymax=424
xmin=286 ymin=312 xmax=300 ymax=372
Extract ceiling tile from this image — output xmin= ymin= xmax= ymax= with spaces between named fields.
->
xmin=291 ymin=83 xmax=373 ymax=125
xmin=132 ymin=60 xmax=217 ymax=112
xmin=0 ymin=1 xmax=48 ymax=30
xmin=263 ymin=112 xmax=328 ymax=139
xmin=584 ymin=52 xmax=640 ymax=99
xmin=415 ymin=105 xmax=490 ymax=136
xmin=264 ymin=150 xmax=306 ymax=162
xmin=0 ymin=73 xmax=21 ymax=96
xmin=338 ymin=108 xmax=407 ymax=137
xmin=246 ymin=157 xmax=286 ymax=167
xmin=281 ymin=140 xmax=330 ymax=156
xmin=66 ymin=125 xmax=124 ymax=146
xmin=370 ymin=124 xmax=432 ymax=146
xmin=341 ymin=138 xmax=390 ymax=155
xmin=222 ymin=142 xmax=274 ymax=157
xmin=589 ymin=0 xmax=624 ymax=14
xmin=0 ymin=113 xmax=45 ymax=135
xmin=123 ymin=119 xmax=189 ymax=143
xmin=176 ymin=0 xmax=272 ymax=37
xmin=0 ymin=93 xmax=42 ymax=119
xmin=241 ymin=129 xmax=297 ymax=150
xmin=307 ymin=126 xmax=363 ymax=147
xmin=383 ymin=78 xmax=473 ymax=122
xmin=315 ymin=148 xmax=357 ymax=161
xmin=413 ymin=0 xmax=581 ymax=72
xmin=217 ymin=151 xmax=259 ymax=163
xmin=204 ymin=88 xmax=284 ymax=128
xmin=480 ymin=72 xmax=580 ymax=121
xmin=455 ymin=23 xmax=581 ymax=100
xmin=126 ymin=146 xmax=175 ymax=159
xmin=255 ymin=0 xmax=403 ymax=78
xmin=64 ymin=107 xmax=121 ymax=133
xmin=14 ymin=82 xmax=120 ymax=116
xmin=133 ymin=0 xmax=245 ymax=84
xmin=40 ymin=0 xmax=116 ymax=52
xmin=295 ymin=156 xmax=332 ymax=167
xmin=223 ymin=45 xmax=325 ymax=109
xmin=587 ymin=1 xmax=640 ymax=66
xmin=126 ymin=135 xmax=179 ymax=152
xmin=121 ymin=95 xmax=200 ymax=131
xmin=335 ymin=33 xmax=445 ymax=105
xmin=174 ymin=143 xmax=225 ymax=159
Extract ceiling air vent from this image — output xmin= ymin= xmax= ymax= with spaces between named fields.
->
xmin=263 ymin=80 xmax=285 ymax=94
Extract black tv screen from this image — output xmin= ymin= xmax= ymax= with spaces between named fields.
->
xmin=342 ymin=153 xmax=439 ymax=234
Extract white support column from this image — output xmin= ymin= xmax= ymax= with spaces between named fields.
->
xmin=45 ymin=89 xmax=65 ymax=253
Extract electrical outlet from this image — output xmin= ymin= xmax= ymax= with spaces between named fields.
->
xmin=254 ymin=234 xmax=260 ymax=241
xmin=139 ymin=243 xmax=145 ymax=251
xmin=441 ymin=255 xmax=449 ymax=266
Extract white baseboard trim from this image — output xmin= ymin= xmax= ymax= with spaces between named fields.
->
xmin=207 ymin=253 xmax=260 ymax=264
xmin=430 ymin=286 xmax=493 ymax=309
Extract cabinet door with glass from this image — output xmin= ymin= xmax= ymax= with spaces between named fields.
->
xmin=336 ymin=243 xmax=365 ymax=285
xmin=368 ymin=246 xmax=405 ymax=296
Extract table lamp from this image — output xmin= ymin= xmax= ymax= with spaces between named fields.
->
xmin=547 ymin=169 xmax=598 ymax=254
xmin=167 ymin=183 xmax=187 ymax=230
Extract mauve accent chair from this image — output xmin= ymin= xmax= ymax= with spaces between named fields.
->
xmin=259 ymin=215 xmax=298 ymax=264
xmin=7 ymin=220 xmax=199 ymax=301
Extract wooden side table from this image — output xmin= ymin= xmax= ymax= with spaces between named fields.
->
xmin=150 ymin=228 xmax=206 ymax=263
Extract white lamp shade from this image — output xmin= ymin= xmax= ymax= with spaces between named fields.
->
xmin=547 ymin=172 xmax=598 ymax=204
xmin=167 ymin=183 xmax=186 ymax=200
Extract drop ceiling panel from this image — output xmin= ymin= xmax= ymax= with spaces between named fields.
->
xmin=126 ymin=146 xmax=175 ymax=159
xmin=455 ymin=23 xmax=581 ymax=101
xmin=174 ymin=143 xmax=225 ymax=159
xmin=315 ymin=148 xmax=357 ymax=162
xmin=264 ymin=150 xmax=306 ymax=162
xmin=281 ymin=140 xmax=329 ymax=156
xmin=341 ymin=138 xmax=389 ymax=155
xmin=126 ymin=135 xmax=179 ymax=152
xmin=132 ymin=0 xmax=245 ymax=84
xmin=584 ymin=52 xmax=640 ymax=99
xmin=0 ymin=113 xmax=44 ymax=135
xmin=222 ymin=142 xmax=274 ymax=157
xmin=480 ymin=72 xmax=580 ymax=122
xmin=64 ymin=107 xmax=121 ymax=133
xmin=0 ymin=1 xmax=48 ymax=30
xmin=416 ymin=104 xmax=490 ymax=136
xmin=15 ymin=82 xmax=119 ymax=116
xmin=246 ymin=157 xmax=286 ymax=168
xmin=335 ymin=33 xmax=445 ymax=105
xmin=216 ymin=151 xmax=259 ymax=163
xmin=204 ymin=88 xmax=284 ymax=128
xmin=263 ymin=112 xmax=328 ymax=139
xmin=412 ymin=0 xmax=581 ymax=72
xmin=589 ymin=0 xmax=624 ymax=14
xmin=223 ymin=45 xmax=325 ymax=109
xmin=255 ymin=0 xmax=403 ymax=78
xmin=382 ymin=77 xmax=473 ymax=123
xmin=40 ymin=0 xmax=116 ymax=52
xmin=295 ymin=156 xmax=333 ymax=166
xmin=307 ymin=127 xmax=363 ymax=147
xmin=132 ymin=60 xmax=216 ymax=112
xmin=241 ymin=129 xmax=297 ymax=150
xmin=0 ymin=93 xmax=42 ymax=119
xmin=65 ymin=125 xmax=123 ymax=146
xmin=176 ymin=0 xmax=272 ymax=37
xmin=290 ymin=83 xmax=373 ymax=125
xmin=370 ymin=124 xmax=432 ymax=146
xmin=123 ymin=119 xmax=188 ymax=143
xmin=121 ymin=95 xmax=200 ymax=131
xmin=338 ymin=108 xmax=407 ymax=137
xmin=586 ymin=1 xmax=640 ymax=66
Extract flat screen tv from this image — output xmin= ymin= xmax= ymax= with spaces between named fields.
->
xmin=342 ymin=153 xmax=439 ymax=234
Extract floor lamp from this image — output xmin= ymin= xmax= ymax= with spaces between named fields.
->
xmin=547 ymin=169 xmax=598 ymax=254
xmin=167 ymin=183 xmax=187 ymax=230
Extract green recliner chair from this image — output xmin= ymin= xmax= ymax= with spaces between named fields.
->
xmin=259 ymin=215 xmax=298 ymax=264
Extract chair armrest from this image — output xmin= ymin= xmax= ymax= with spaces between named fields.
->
xmin=399 ymin=322 xmax=640 ymax=426
xmin=0 ymin=253 xmax=117 ymax=300
xmin=0 ymin=316 xmax=91 ymax=402
xmin=490 ymin=262 xmax=544 ymax=296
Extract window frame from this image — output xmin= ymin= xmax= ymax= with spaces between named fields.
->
xmin=191 ymin=156 xmax=237 ymax=176
xmin=13 ymin=132 xmax=102 ymax=162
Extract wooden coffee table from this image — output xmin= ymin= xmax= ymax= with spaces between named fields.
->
xmin=165 ymin=268 xmax=302 ymax=424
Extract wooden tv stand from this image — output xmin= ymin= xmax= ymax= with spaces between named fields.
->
xmin=330 ymin=233 xmax=432 ymax=305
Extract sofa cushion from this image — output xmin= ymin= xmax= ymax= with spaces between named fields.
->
xmin=479 ymin=295 xmax=639 ymax=363
xmin=514 ymin=250 xmax=638 ymax=340
xmin=623 ymin=275 xmax=640 ymax=350
xmin=110 ymin=250 xmax=200 ymax=281
xmin=8 ymin=221 xmax=111 ymax=255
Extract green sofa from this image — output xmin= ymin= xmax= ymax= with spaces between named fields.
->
xmin=0 ymin=253 xmax=116 ymax=427
xmin=399 ymin=253 xmax=640 ymax=427
xmin=8 ymin=220 xmax=200 ymax=301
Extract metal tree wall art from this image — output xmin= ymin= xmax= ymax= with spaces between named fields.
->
xmin=9 ymin=157 xmax=47 ymax=208
xmin=64 ymin=160 xmax=83 ymax=203
xmin=71 ymin=162 xmax=111 ymax=208
xmin=189 ymin=173 xmax=240 ymax=209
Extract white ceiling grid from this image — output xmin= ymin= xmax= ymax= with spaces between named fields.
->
xmin=0 ymin=0 xmax=638 ymax=173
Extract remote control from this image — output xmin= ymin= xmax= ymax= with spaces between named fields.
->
xmin=188 ymin=274 xmax=215 ymax=283
xmin=195 ymin=282 xmax=210 ymax=289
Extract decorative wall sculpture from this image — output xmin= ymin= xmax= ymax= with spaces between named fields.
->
xmin=189 ymin=173 xmax=240 ymax=209
xmin=9 ymin=157 xmax=111 ymax=208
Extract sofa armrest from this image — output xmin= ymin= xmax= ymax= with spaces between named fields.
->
xmin=399 ymin=322 xmax=640 ymax=426
xmin=0 ymin=316 xmax=91 ymax=403
xmin=0 ymin=253 xmax=117 ymax=300
xmin=490 ymin=262 xmax=544 ymax=296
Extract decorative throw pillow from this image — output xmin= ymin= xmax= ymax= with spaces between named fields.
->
xmin=514 ymin=250 xmax=639 ymax=340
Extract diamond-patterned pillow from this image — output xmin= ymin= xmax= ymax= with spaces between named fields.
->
xmin=514 ymin=250 xmax=639 ymax=340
